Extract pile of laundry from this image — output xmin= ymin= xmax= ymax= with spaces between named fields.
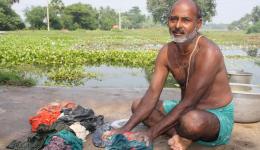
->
xmin=6 ymin=101 xmax=104 ymax=150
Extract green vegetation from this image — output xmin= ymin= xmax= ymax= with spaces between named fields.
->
xmin=0 ymin=69 xmax=36 ymax=86
xmin=23 ymin=1 xmax=147 ymax=31
xmin=203 ymin=31 xmax=260 ymax=48
xmin=247 ymin=21 xmax=260 ymax=34
xmin=121 ymin=7 xmax=146 ymax=29
xmin=0 ymin=0 xmax=25 ymax=30
xmin=63 ymin=3 xmax=98 ymax=30
xmin=99 ymin=7 xmax=118 ymax=30
xmin=0 ymin=29 xmax=259 ymax=86
xmin=229 ymin=6 xmax=260 ymax=33
xmin=25 ymin=6 xmax=46 ymax=29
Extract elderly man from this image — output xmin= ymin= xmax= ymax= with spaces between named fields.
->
xmin=113 ymin=0 xmax=233 ymax=149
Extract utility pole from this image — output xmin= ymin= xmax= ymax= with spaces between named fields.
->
xmin=47 ymin=0 xmax=50 ymax=31
xmin=119 ymin=11 xmax=121 ymax=30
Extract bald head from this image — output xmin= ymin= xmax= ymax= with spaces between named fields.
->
xmin=171 ymin=0 xmax=202 ymax=20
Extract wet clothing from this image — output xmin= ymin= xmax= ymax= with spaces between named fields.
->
xmin=42 ymin=136 xmax=72 ymax=150
xmin=105 ymin=134 xmax=153 ymax=150
xmin=69 ymin=122 xmax=89 ymax=142
xmin=6 ymin=120 xmax=72 ymax=150
xmin=44 ymin=130 xmax=83 ymax=150
xmin=59 ymin=105 xmax=104 ymax=132
xmin=92 ymin=123 xmax=113 ymax=148
xmin=163 ymin=100 xmax=234 ymax=147
xmin=29 ymin=102 xmax=76 ymax=132
xmin=29 ymin=106 xmax=61 ymax=132
xmin=7 ymin=104 xmax=104 ymax=150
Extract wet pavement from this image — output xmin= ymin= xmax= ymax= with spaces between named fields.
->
xmin=0 ymin=86 xmax=259 ymax=150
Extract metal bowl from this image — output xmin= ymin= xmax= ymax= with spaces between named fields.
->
xmin=230 ymin=83 xmax=260 ymax=123
xmin=228 ymin=70 xmax=252 ymax=84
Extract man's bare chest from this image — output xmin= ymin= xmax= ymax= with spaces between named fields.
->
xmin=168 ymin=58 xmax=190 ymax=87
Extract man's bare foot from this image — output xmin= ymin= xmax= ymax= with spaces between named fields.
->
xmin=168 ymin=134 xmax=192 ymax=150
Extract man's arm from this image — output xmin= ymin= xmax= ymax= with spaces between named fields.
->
xmin=149 ymin=46 xmax=222 ymax=139
xmin=120 ymin=45 xmax=170 ymax=132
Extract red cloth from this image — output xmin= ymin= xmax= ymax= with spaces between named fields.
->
xmin=29 ymin=101 xmax=76 ymax=132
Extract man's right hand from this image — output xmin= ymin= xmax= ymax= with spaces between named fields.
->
xmin=102 ymin=128 xmax=128 ymax=140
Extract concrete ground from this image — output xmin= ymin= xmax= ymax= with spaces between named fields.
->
xmin=0 ymin=86 xmax=259 ymax=150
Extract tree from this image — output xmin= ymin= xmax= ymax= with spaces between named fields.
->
xmin=49 ymin=9 xmax=63 ymax=29
xmin=49 ymin=0 xmax=65 ymax=29
xmin=251 ymin=6 xmax=260 ymax=24
xmin=0 ymin=0 xmax=25 ymax=30
xmin=228 ymin=14 xmax=252 ymax=30
xmin=63 ymin=3 xmax=98 ymax=30
xmin=127 ymin=6 xmax=145 ymax=28
xmin=247 ymin=21 xmax=260 ymax=34
xmin=50 ymin=0 xmax=64 ymax=13
xmin=147 ymin=0 xmax=216 ymax=24
xmin=25 ymin=0 xmax=65 ymax=30
xmin=121 ymin=6 xmax=145 ymax=29
xmin=121 ymin=15 xmax=131 ymax=29
xmin=98 ymin=7 xmax=118 ymax=30
xmin=25 ymin=6 xmax=46 ymax=29
xmin=228 ymin=6 xmax=260 ymax=31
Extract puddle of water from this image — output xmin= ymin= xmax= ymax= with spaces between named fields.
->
xmin=29 ymin=48 xmax=260 ymax=88
xmin=32 ymin=59 xmax=260 ymax=88
xmin=221 ymin=48 xmax=260 ymax=57
xmin=222 ymin=49 xmax=248 ymax=56
xmin=80 ymin=58 xmax=260 ymax=88
xmin=83 ymin=65 xmax=149 ymax=88
xmin=225 ymin=59 xmax=260 ymax=85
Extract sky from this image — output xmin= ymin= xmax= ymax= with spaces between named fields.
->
xmin=12 ymin=0 xmax=260 ymax=24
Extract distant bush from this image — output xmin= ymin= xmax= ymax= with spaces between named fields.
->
xmin=247 ymin=21 xmax=260 ymax=34
xmin=0 ymin=69 xmax=36 ymax=86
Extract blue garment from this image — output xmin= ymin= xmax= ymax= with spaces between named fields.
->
xmin=44 ymin=130 xmax=83 ymax=150
xmin=105 ymin=134 xmax=153 ymax=150
xmin=92 ymin=123 xmax=112 ymax=148
xmin=163 ymin=100 xmax=234 ymax=147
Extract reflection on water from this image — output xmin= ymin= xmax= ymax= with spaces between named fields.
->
xmin=31 ymin=48 xmax=260 ymax=87
xmin=225 ymin=59 xmax=260 ymax=85
xmin=82 ymin=65 xmax=178 ymax=88
xmin=83 ymin=65 xmax=149 ymax=88
xmin=221 ymin=48 xmax=259 ymax=57
xmin=222 ymin=49 xmax=248 ymax=56
xmin=80 ymin=58 xmax=260 ymax=88
xmin=34 ymin=60 xmax=260 ymax=88
xmin=34 ymin=59 xmax=260 ymax=88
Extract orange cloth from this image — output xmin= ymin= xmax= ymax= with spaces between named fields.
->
xmin=29 ymin=101 xmax=76 ymax=132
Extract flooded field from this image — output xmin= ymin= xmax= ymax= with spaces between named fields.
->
xmin=0 ymin=30 xmax=259 ymax=87
xmin=31 ymin=48 xmax=260 ymax=88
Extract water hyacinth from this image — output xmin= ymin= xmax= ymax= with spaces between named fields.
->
xmin=0 ymin=29 xmax=259 ymax=86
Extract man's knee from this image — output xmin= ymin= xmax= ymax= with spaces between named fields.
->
xmin=131 ymin=99 xmax=141 ymax=113
xmin=178 ymin=110 xmax=207 ymax=137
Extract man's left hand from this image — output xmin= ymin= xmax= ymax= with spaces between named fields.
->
xmin=133 ymin=131 xmax=153 ymax=146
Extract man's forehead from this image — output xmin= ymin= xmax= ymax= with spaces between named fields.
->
xmin=170 ymin=0 xmax=197 ymax=18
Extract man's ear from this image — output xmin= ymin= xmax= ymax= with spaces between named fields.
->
xmin=197 ymin=18 xmax=202 ymax=30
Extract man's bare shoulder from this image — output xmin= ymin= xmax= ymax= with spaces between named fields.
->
xmin=160 ymin=42 xmax=173 ymax=52
xmin=156 ymin=42 xmax=176 ymax=66
xmin=197 ymin=36 xmax=223 ymax=60
xmin=159 ymin=41 xmax=177 ymax=56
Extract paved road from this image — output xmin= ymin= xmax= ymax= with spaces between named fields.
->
xmin=0 ymin=86 xmax=259 ymax=150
